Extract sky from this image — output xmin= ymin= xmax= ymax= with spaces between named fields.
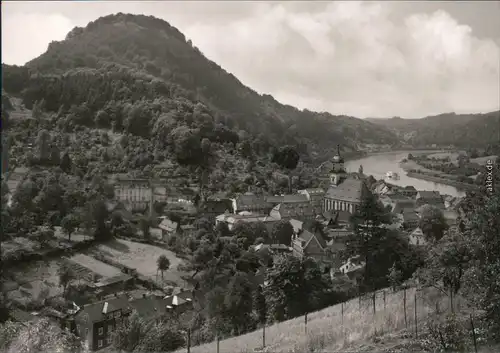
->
xmin=2 ymin=1 xmax=500 ymax=119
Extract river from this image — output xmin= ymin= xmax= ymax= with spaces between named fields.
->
xmin=345 ymin=151 xmax=466 ymax=198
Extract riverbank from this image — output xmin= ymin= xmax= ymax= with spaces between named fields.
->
xmin=405 ymin=172 xmax=479 ymax=191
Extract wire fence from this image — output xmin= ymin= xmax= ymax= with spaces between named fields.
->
xmin=181 ymin=286 xmax=481 ymax=353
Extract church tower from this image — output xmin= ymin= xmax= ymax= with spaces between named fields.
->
xmin=329 ymin=144 xmax=347 ymax=186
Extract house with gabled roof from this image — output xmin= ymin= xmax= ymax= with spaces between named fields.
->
xmin=396 ymin=209 xmax=420 ymax=230
xmin=391 ymin=200 xmax=417 ymax=214
xmin=158 ymin=218 xmax=179 ymax=238
xmin=408 ymin=227 xmax=427 ymax=246
xmin=74 ymin=294 xmax=131 ymax=351
xmin=416 ymin=191 xmax=445 ymax=209
xmin=199 ymin=199 xmax=232 ymax=221
xmin=292 ymin=228 xmax=328 ymax=263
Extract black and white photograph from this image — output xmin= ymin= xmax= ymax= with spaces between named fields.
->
xmin=1 ymin=1 xmax=499 ymax=352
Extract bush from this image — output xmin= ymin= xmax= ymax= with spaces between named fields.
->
xmin=426 ymin=314 xmax=473 ymax=352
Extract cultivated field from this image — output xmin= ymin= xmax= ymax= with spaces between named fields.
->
xmin=425 ymin=151 xmax=461 ymax=164
xmin=174 ymin=287 xmax=473 ymax=353
xmin=93 ymin=238 xmax=188 ymax=286
xmin=68 ymin=253 xmax=122 ymax=278
xmin=471 ymin=155 xmax=498 ymax=166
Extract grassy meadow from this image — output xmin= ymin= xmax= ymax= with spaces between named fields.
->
xmin=174 ymin=286 xmax=473 ymax=353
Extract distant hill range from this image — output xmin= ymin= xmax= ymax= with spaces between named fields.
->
xmin=2 ymin=12 xmax=496 ymax=159
xmin=367 ymin=111 xmax=500 ymax=149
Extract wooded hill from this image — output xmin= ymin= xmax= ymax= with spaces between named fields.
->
xmin=2 ymin=12 xmax=399 ymax=162
xmin=367 ymin=111 xmax=500 ymax=151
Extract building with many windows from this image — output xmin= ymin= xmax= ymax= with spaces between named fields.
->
xmin=74 ymin=294 xmax=131 ymax=351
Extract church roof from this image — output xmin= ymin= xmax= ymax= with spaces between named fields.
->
xmin=325 ymin=178 xmax=365 ymax=203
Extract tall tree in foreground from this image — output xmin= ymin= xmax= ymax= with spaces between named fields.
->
xmin=462 ymin=188 xmax=500 ymax=340
xmin=344 ymin=191 xmax=394 ymax=291
xmin=264 ymin=255 xmax=330 ymax=322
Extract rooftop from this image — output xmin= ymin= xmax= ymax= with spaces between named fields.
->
xmin=298 ymin=188 xmax=325 ymax=195
xmin=417 ymin=191 xmax=442 ymax=199
xmin=76 ymin=294 xmax=130 ymax=323
xmin=325 ymin=178 xmax=366 ymax=203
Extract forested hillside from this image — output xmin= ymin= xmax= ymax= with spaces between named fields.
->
xmin=367 ymin=111 xmax=500 ymax=151
xmin=2 ymin=12 xmax=399 ymax=161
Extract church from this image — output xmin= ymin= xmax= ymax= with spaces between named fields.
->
xmin=323 ymin=146 xmax=369 ymax=214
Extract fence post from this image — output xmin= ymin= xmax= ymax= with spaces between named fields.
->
xmin=187 ymin=327 xmax=191 ymax=353
xmin=262 ymin=324 xmax=266 ymax=349
xmin=359 ymin=295 xmax=361 ymax=309
xmin=305 ymin=312 xmax=308 ymax=335
xmin=403 ymin=287 xmax=408 ymax=329
xmin=470 ymin=314 xmax=478 ymax=353
xmin=372 ymin=291 xmax=376 ymax=315
xmin=216 ymin=334 xmax=220 ymax=353
xmin=341 ymin=301 xmax=344 ymax=325
xmin=383 ymin=290 xmax=386 ymax=310
xmin=414 ymin=293 xmax=418 ymax=338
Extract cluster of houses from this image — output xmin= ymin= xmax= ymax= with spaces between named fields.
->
xmin=10 ymin=286 xmax=195 ymax=351
xmin=114 ymin=148 xmax=460 ymax=281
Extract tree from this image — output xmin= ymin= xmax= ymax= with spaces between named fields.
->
xmin=254 ymin=285 xmax=267 ymax=326
xmin=0 ymin=318 xmax=84 ymax=353
xmin=415 ymin=230 xmax=471 ymax=312
xmin=139 ymin=217 xmax=151 ymax=240
xmin=272 ymin=146 xmax=300 ymax=192
xmin=189 ymin=240 xmax=214 ymax=279
xmin=233 ymin=222 xmax=269 ymax=250
xmin=387 ymin=262 xmax=403 ymax=292
xmin=35 ymin=129 xmax=51 ymax=162
xmin=59 ymin=151 xmax=72 ymax=173
xmin=264 ymin=255 xmax=330 ymax=322
xmin=111 ymin=310 xmax=149 ymax=352
xmin=61 ymin=213 xmax=79 ymax=241
xmin=156 ymin=254 xmax=170 ymax=281
xmin=345 ymin=192 xmax=396 ymax=291
xmin=418 ymin=204 xmax=448 ymax=242
xmin=134 ymin=320 xmax=185 ymax=353
xmin=90 ymin=199 xmax=109 ymax=240
xmin=461 ymin=187 xmax=500 ymax=338
xmin=270 ymin=220 xmax=293 ymax=245
xmin=57 ymin=263 xmax=75 ymax=296
xmin=224 ymin=271 xmax=255 ymax=335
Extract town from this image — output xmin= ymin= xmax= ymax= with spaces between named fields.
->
xmin=1 ymin=4 xmax=499 ymax=353
xmin=2 ymin=147 xmax=464 ymax=351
